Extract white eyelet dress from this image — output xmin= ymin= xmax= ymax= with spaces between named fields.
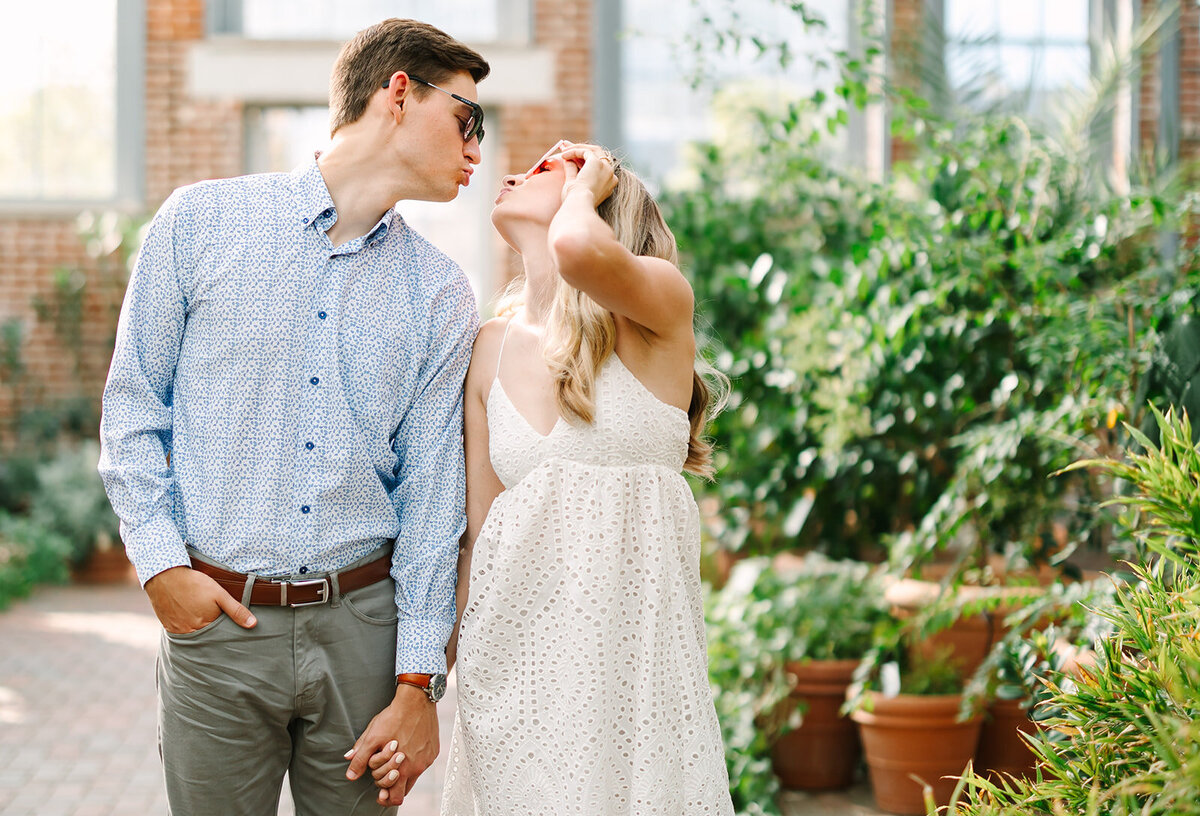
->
xmin=440 ymin=345 xmax=734 ymax=815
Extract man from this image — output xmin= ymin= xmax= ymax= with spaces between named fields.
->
xmin=98 ymin=19 xmax=488 ymax=814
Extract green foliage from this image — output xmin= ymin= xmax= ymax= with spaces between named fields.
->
xmin=705 ymin=555 xmax=890 ymax=814
xmin=29 ymin=441 xmax=120 ymax=565
xmin=665 ymin=98 xmax=1200 ymax=568
xmin=0 ymin=511 xmax=71 ymax=610
xmin=1137 ymin=309 xmax=1200 ymax=445
xmin=896 ymin=646 xmax=965 ymax=696
xmin=945 ymin=407 xmax=1200 ymax=815
xmin=0 ymin=454 xmax=38 ymax=514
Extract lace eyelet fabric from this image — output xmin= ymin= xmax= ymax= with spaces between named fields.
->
xmin=441 ymin=357 xmax=734 ymax=815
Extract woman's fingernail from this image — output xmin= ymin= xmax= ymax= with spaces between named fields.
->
xmin=343 ymin=748 xmax=355 ymax=759
xmin=387 ymin=770 xmax=399 ymax=781
xmin=387 ymin=740 xmax=397 ymax=752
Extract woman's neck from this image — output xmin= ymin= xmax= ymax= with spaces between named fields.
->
xmin=516 ymin=242 xmax=556 ymax=325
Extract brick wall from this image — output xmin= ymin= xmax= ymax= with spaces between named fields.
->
xmin=145 ymin=0 xmax=244 ymax=203
xmin=888 ymin=0 xmax=924 ymax=164
xmin=0 ymin=0 xmax=591 ymax=435
xmin=1180 ymin=0 xmax=1200 ymax=170
xmin=1139 ymin=0 xmax=1200 ymax=171
xmin=494 ymin=0 xmax=595 ymax=285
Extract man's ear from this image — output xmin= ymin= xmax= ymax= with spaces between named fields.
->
xmin=383 ymin=71 xmax=411 ymax=119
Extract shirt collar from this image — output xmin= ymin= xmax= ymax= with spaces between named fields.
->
xmin=289 ymin=154 xmax=396 ymax=247
xmin=291 ymin=156 xmax=337 ymax=228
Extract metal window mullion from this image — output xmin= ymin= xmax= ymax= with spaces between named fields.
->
xmin=495 ymin=0 xmax=532 ymax=44
xmin=1159 ymin=4 xmax=1181 ymax=167
xmin=116 ymin=0 xmax=146 ymax=207
xmin=592 ymin=0 xmax=622 ymax=151
xmin=207 ymin=0 xmax=244 ymax=36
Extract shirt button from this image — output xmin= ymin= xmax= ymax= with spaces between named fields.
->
xmin=298 ymin=566 xmax=309 ymax=574
xmin=310 ymin=377 xmax=319 ymax=385
xmin=318 ymin=311 xmax=327 ymax=320
xmin=301 ymin=505 xmax=311 ymax=514
xmin=305 ymin=441 xmax=315 ymax=450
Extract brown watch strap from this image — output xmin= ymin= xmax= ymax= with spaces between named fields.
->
xmin=396 ymin=673 xmax=432 ymax=688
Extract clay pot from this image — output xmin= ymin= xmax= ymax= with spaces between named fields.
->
xmin=771 ymin=659 xmax=861 ymax=791
xmin=885 ymin=577 xmax=1050 ymax=680
xmin=975 ymin=697 xmax=1038 ymax=780
xmin=851 ymin=691 xmax=982 ymax=815
xmin=71 ymin=544 xmax=135 ymax=584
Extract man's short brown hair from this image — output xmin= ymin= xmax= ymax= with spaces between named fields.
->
xmin=328 ymin=19 xmax=491 ymax=135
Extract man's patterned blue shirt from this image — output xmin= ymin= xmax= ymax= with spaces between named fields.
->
xmin=99 ymin=159 xmax=479 ymax=674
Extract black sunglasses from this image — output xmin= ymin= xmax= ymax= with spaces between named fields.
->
xmin=382 ymin=74 xmax=485 ymax=145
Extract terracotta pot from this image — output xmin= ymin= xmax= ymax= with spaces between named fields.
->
xmin=71 ymin=545 xmax=135 ymax=585
xmin=885 ymin=577 xmax=1051 ymax=680
xmin=771 ymin=659 xmax=861 ymax=791
xmin=851 ymin=691 xmax=982 ymax=815
xmin=975 ymin=697 xmax=1038 ymax=780
xmin=886 ymin=579 xmax=996 ymax=678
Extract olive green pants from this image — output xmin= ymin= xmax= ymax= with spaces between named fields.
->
xmin=157 ymin=548 xmax=398 ymax=816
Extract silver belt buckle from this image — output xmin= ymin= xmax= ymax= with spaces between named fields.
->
xmin=279 ymin=577 xmax=330 ymax=607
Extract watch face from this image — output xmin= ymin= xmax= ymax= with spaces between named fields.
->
xmin=428 ymin=674 xmax=447 ymax=702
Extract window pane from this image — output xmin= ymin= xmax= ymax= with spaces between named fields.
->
xmin=621 ymin=0 xmax=849 ymax=184
xmin=242 ymin=0 xmax=501 ymax=42
xmin=994 ymin=0 xmax=1045 ymax=42
xmin=245 ymin=107 xmax=332 ymax=174
xmin=0 ymin=1 xmax=116 ymax=200
xmin=946 ymin=0 xmax=1001 ymax=41
xmin=1044 ymin=3 xmax=1089 ymax=42
xmin=944 ymin=0 xmax=1089 ymax=123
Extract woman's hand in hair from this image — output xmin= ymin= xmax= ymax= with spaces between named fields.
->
xmin=558 ymin=144 xmax=617 ymax=207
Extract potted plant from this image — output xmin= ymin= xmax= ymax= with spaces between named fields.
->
xmin=766 ymin=552 xmax=891 ymax=791
xmin=961 ymin=577 xmax=1118 ymax=783
xmin=847 ymin=625 xmax=982 ymax=816
xmin=705 ymin=554 xmax=891 ymax=813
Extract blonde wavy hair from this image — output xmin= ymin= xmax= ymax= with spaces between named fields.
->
xmin=498 ymin=154 xmax=726 ymax=478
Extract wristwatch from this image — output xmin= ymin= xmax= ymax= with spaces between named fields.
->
xmin=396 ymin=672 xmax=447 ymax=703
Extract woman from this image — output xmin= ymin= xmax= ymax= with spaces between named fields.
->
xmin=377 ymin=140 xmax=733 ymax=814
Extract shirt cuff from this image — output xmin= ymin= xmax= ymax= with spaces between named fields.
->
xmin=395 ymin=616 xmax=455 ymax=675
xmin=122 ymin=514 xmax=190 ymax=587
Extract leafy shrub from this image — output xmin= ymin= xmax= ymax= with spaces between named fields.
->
xmin=29 ymin=441 xmax=120 ymax=565
xmin=665 ymin=103 xmax=1200 ymax=570
xmin=0 ymin=511 xmax=71 ymax=609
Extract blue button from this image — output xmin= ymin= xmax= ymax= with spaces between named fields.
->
xmin=310 ymin=377 xmax=319 ymax=385
xmin=301 ymin=505 xmax=310 ymax=514
xmin=305 ymin=441 xmax=314 ymax=450
xmin=317 ymin=311 xmax=327 ymax=320
xmin=302 ymin=217 xmax=309 ymax=224
xmin=299 ymin=565 xmax=309 ymax=574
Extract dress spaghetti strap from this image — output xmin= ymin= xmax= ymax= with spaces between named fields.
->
xmin=494 ymin=319 xmax=514 ymax=384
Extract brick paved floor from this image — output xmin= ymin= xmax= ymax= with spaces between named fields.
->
xmin=0 ymin=582 xmax=885 ymax=816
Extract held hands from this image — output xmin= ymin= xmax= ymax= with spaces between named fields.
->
xmin=555 ymin=141 xmax=618 ymax=207
xmin=344 ymin=683 xmax=439 ymax=806
xmin=144 ymin=565 xmax=256 ymax=634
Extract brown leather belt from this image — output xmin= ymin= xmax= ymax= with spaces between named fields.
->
xmin=190 ymin=553 xmax=392 ymax=608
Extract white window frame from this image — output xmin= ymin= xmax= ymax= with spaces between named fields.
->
xmin=0 ymin=0 xmax=145 ymax=212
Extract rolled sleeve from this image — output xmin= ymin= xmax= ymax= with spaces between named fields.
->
xmin=390 ymin=277 xmax=479 ymax=674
